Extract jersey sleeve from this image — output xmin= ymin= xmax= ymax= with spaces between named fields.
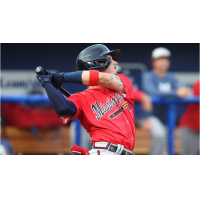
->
xmin=117 ymin=74 xmax=134 ymax=103
xmin=58 ymin=94 xmax=83 ymax=125
xmin=133 ymin=89 xmax=144 ymax=101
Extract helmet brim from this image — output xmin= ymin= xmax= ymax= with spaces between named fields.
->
xmin=103 ymin=49 xmax=121 ymax=61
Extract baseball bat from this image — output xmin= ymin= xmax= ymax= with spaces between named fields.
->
xmin=35 ymin=66 xmax=71 ymax=97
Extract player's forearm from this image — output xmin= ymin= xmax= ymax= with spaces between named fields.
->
xmin=82 ymin=71 xmax=126 ymax=93
xmin=61 ymin=70 xmax=125 ymax=93
xmin=98 ymin=73 xmax=125 ymax=93
xmin=43 ymin=82 xmax=77 ymax=116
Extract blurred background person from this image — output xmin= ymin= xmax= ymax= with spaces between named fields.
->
xmin=142 ymin=47 xmax=190 ymax=155
xmin=178 ymin=80 xmax=199 ymax=155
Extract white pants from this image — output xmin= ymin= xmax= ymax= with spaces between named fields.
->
xmin=89 ymin=142 xmax=134 ymax=155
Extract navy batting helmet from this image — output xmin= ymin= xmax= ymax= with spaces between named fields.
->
xmin=76 ymin=44 xmax=121 ymax=71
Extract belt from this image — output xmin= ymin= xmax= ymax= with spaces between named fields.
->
xmin=92 ymin=142 xmax=134 ymax=155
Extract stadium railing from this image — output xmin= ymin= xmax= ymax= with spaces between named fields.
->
xmin=1 ymin=95 xmax=199 ymax=155
xmin=151 ymin=96 xmax=199 ymax=155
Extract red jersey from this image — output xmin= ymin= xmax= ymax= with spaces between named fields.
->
xmin=179 ymin=80 xmax=200 ymax=133
xmin=58 ymin=74 xmax=135 ymax=151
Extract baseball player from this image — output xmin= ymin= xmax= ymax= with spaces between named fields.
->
xmin=36 ymin=44 xmax=135 ymax=155
xmin=69 ymin=65 xmax=153 ymax=152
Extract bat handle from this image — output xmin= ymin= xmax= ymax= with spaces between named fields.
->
xmin=35 ymin=66 xmax=49 ymax=75
xmin=35 ymin=66 xmax=71 ymax=97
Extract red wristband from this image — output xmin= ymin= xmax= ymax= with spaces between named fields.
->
xmin=89 ymin=70 xmax=99 ymax=86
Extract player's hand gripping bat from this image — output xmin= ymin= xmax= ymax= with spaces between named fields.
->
xmin=35 ymin=66 xmax=71 ymax=97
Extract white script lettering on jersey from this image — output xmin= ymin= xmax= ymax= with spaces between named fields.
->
xmin=158 ymin=82 xmax=172 ymax=92
xmin=91 ymin=93 xmax=123 ymax=120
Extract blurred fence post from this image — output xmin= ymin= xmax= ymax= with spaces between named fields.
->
xmin=75 ymin=118 xmax=81 ymax=146
xmin=167 ymin=102 xmax=176 ymax=155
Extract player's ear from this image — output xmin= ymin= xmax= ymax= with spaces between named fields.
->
xmin=97 ymin=61 xmax=106 ymax=66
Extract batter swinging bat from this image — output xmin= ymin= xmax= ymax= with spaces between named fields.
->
xmin=35 ymin=66 xmax=71 ymax=97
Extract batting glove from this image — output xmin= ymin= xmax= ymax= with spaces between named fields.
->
xmin=71 ymin=145 xmax=90 ymax=155
xmin=36 ymin=74 xmax=53 ymax=87
xmin=51 ymin=72 xmax=65 ymax=90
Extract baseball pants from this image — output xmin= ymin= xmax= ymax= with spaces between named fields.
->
xmin=89 ymin=142 xmax=134 ymax=155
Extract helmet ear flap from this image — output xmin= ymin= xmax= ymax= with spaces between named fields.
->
xmin=93 ymin=59 xmax=110 ymax=71
xmin=94 ymin=61 xmax=99 ymax=65
xmin=85 ymin=59 xmax=111 ymax=71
